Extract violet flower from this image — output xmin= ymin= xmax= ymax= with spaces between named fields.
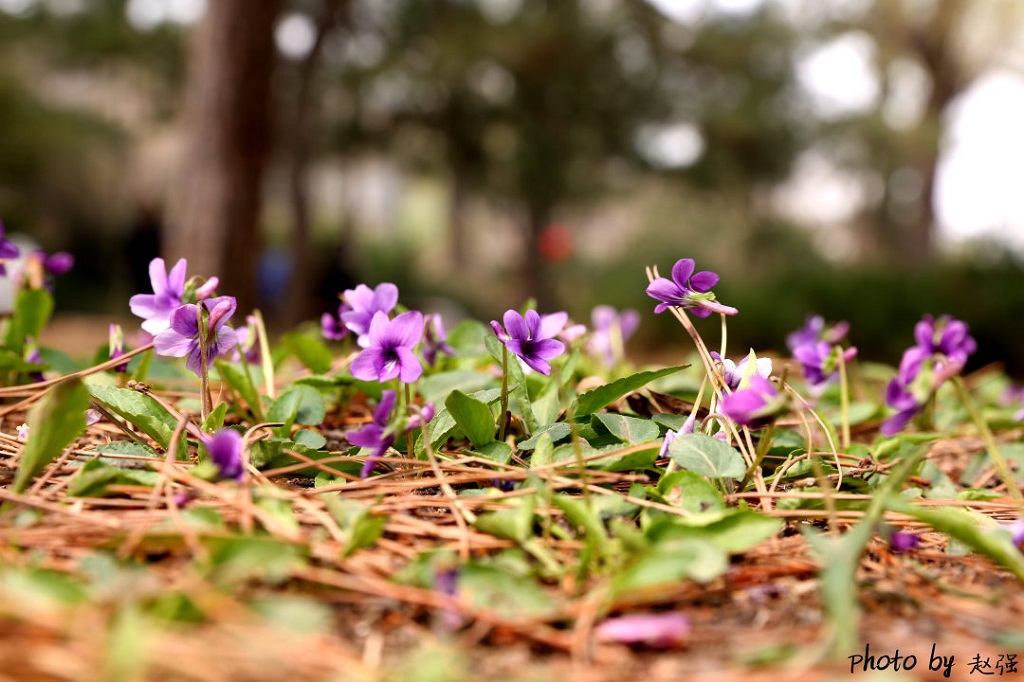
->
xmin=887 ymin=529 xmax=920 ymax=554
xmin=204 ymin=427 xmax=244 ymax=481
xmin=232 ymin=315 xmax=262 ymax=364
xmin=720 ymin=375 xmax=783 ymax=428
xmin=588 ymin=305 xmax=639 ymax=368
xmin=153 ymin=296 xmax=239 ymax=377
xmin=0 ymin=218 xmax=20 ymax=274
xmin=594 ymin=612 xmax=690 ymax=649
xmin=37 ymin=250 xmax=74 ymax=276
xmin=347 ymin=390 xmax=435 ymax=477
xmin=792 ymin=341 xmax=858 ymax=393
xmin=341 ymin=283 xmax=399 ymax=347
xmin=646 ymin=258 xmax=737 ymax=318
xmin=786 ymin=314 xmax=849 ymax=352
xmin=880 ymin=314 xmax=976 ymax=436
xmin=129 ymin=257 xmax=188 ymax=335
xmin=109 ymin=323 xmax=128 ymax=372
xmin=321 ymin=301 xmax=350 ymax=341
xmin=658 ymin=428 xmax=679 ymax=459
xmin=710 ymin=351 xmax=772 ymax=391
xmin=490 ymin=309 xmax=566 ymax=376
xmin=422 ymin=313 xmax=455 ymax=366
xmin=350 ymin=310 xmax=425 ymax=383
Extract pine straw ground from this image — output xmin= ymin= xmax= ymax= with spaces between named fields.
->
xmin=0 ymin=385 xmax=1023 ymax=681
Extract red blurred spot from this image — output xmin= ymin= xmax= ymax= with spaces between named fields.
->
xmin=539 ymin=223 xmax=574 ymax=262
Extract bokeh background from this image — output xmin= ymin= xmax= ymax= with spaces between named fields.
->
xmin=2 ymin=0 xmax=1023 ymax=373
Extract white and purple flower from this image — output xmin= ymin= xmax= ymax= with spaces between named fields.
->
xmin=350 ymin=310 xmax=425 ymax=383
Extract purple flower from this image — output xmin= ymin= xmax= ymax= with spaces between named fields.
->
xmin=204 ymin=428 xmax=244 ymax=481
xmin=710 ymin=351 xmax=772 ymax=391
xmin=348 ymin=390 xmax=435 ymax=477
xmin=321 ymin=301 xmax=351 ymax=342
xmin=786 ymin=315 xmax=849 ymax=352
xmin=232 ymin=315 xmax=262 ymax=364
xmin=887 ymin=530 xmax=920 ymax=553
xmin=720 ymin=375 xmax=782 ymax=428
xmin=37 ymin=250 xmax=74 ymax=276
xmin=341 ymin=283 xmax=399 ymax=347
xmin=658 ymin=428 xmax=679 ymax=459
xmin=646 ymin=258 xmax=737 ymax=318
xmin=350 ymin=310 xmax=424 ymax=383
xmin=490 ymin=309 xmax=566 ymax=376
xmin=109 ymin=323 xmax=128 ymax=372
xmin=348 ymin=390 xmax=397 ymax=477
xmin=153 ymin=297 xmax=239 ymax=377
xmin=881 ymin=315 xmax=975 ymax=436
xmin=422 ymin=313 xmax=455 ymax=366
xmin=130 ymin=257 xmax=188 ymax=335
xmin=588 ymin=305 xmax=640 ymax=368
xmin=1002 ymin=520 xmax=1024 ymax=548
xmin=792 ymin=341 xmax=858 ymax=392
xmin=0 ymin=218 xmax=20 ymax=274
xmin=594 ymin=613 xmax=690 ymax=649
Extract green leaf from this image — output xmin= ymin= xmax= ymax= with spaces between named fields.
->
xmin=282 ymin=332 xmax=333 ymax=374
xmin=614 ymin=538 xmax=727 ymax=591
xmin=668 ymin=433 xmax=746 ymax=480
xmin=517 ymin=422 xmax=571 ymax=450
xmin=215 ymin=360 xmax=263 ymax=419
xmin=4 ymin=288 xmax=54 ymax=353
xmin=889 ymin=501 xmax=1024 ymax=580
xmin=13 ymin=378 xmax=90 ymax=494
xmin=67 ymin=459 xmax=159 ymax=497
xmin=473 ymin=495 xmax=535 ymax=543
xmin=268 ymin=385 xmax=326 ymax=430
xmin=89 ymin=441 xmax=158 ymax=457
xmin=459 ymin=563 xmax=558 ymax=619
xmin=593 ymin=413 xmax=660 ymax=444
xmin=418 ymin=370 xmax=494 ymax=403
xmin=445 ymin=389 xmax=495 ymax=447
xmin=203 ymin=536 xmax=304 ymax=585
xmin=87 ymin=383 xmax=180 ymax=454
xmin=473 ymin=441 xmax=512 ymax=464
xmin=552 ymin=494 xmax=609 ymax=550
xmin=656 ymin=470 xmax=725 ymax=514
xmin=573 ymin=365 xmax=687 ymax=417
xmin=202 ymin=401 xmax=227 ymax=432
xmin=294 ymin=429 xmax=327 ymax=450
xmin=323 ymin=496 xmax=388 ymax=557
xmin=652 ymin=509 xmax=783 ymax=553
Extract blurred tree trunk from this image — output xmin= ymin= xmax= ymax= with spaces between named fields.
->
xmin=169 ymin=0 xmax=283 ymax=314
xmin=284 ymin=0 xmax=346 ymax=327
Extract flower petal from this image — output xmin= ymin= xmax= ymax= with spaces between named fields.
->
xmin=670 ymin=258 xmax=696 ymax=287
xmin=395 ymin=345 xmax=424 ymax=382
xmin=384 ymin=310 xmax=424 ymax=350
xmin=688 ymin=270 xmax=719 ymax=293
xmin=538 ymin=311 xmax=568 ymax=340
xmin=350 ymin=348 xmax=384 ymax=381
xmin=166 ymin=258 xmax=188 ymax=296
xmin=153 ymin=330 xmax=194 ymax=358
xmin=503 ymin=310 xmax=529 ymax=342
xmin=645 ymin=278 xmax=683 ymax=305
xmin=374 ymin=390 xmax=397 ymax=425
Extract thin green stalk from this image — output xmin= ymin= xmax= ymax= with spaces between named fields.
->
xmin=404 ymin=382 xmax=415 ymax=458
xmin=837 ymin=345 xmax=851 ymax=451
xmin=953 ymin=375 xmax=1024 ymax=510
xmin=197 ymin=303 xmax=212 ymax=423
xmin=239 ymin=355 xmax=267 ymax=423
xmin=498 ymin=346 xmax=509 ymax=442
xmin=558 ymin=379 xmax=590 ymax=507
xmin=253 ymin=309 xmax=275 ymax=399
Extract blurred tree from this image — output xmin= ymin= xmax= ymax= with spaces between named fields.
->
xmin=324 ymin=0 xmax=805 ymax=307
xmin=169 ymin=0 xmax=283 ymax=314
xmin=800 ymin=0 xmax=1024 ymax=265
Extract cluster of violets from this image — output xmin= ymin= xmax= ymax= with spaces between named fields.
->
xmin=881 ymin=314 xmax=977 ymax=435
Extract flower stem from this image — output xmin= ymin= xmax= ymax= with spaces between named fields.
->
xmin=404 ymin=382 xmax=415 ymax=457
xmin=953 ymin=376 xmax=1024 ymax=510
xmin=253 ymin=309 xmax=275 ymax=399
xmin=197 ymin=303 xmax=212 ymax=423
xmin=837 ymin=345 xmax=851 ymax=451
xmin=498 ymin=346 xmax=509 ymax=442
